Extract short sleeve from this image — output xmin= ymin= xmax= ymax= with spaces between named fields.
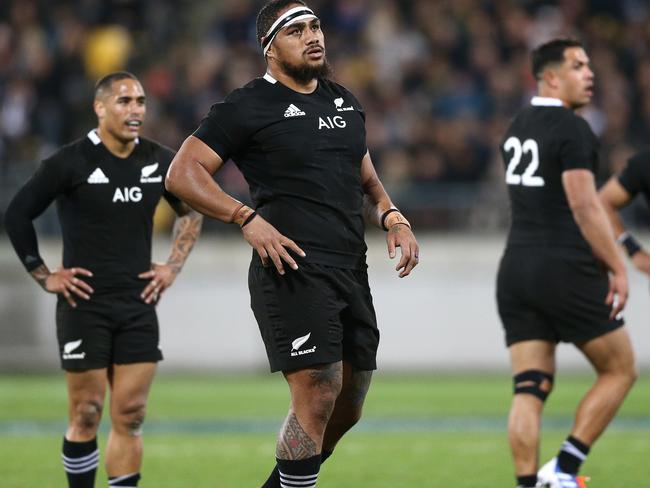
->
xmin=618 ymin=152 xmax=650 ymax=198
xmin=192 ymin=97 xmax=251 ymax=162
xmin=556 ymin=114 xmax=598 ymax=172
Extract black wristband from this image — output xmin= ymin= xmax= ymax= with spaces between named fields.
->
xmin=620 ymin=233 xmax=642 ymax=257
xmin=241 ymin=211 xmax=258 ymax=228
xmin=380 ymin=208 xmax=400 ymax=231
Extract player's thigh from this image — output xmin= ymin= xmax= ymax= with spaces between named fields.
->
xmin=65 ymin=368 xmax=108 ymax=413
xmin=108 ymin=363 xmax=157 ymax=415
xmin=249 ymin=263 xmax=346 ymax=372
xmin=112 ymin=292 xmax=163 ymax=365
xmin=56 ymin=296 xmax=113 ymax=370
xmin=508 ymin=340 xmax=556 ymax=374
xmin=578 ymin=326 xmax=636 ymax=375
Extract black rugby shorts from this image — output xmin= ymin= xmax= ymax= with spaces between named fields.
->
xmin=249 ymin=262 xmax=379 ymax=372
xmin=496 ymin=246 xmax=623 ymax=346
xmin=56 ymin=289 xmax=163 ymax=370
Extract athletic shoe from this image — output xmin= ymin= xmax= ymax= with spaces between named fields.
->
xmin=538 ymin=457 xmax=589 ymax=488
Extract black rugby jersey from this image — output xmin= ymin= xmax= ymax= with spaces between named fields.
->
xmin=194 ymin=74 xmax=368 ymax=269
xmin=500 ymin=97 xmax=599 ymax=252
xmin=4 ymin=130 xmax=180 ymax=292
xmin=618 ymin=151 xmax=650 ymax=203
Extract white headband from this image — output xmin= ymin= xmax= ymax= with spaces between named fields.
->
xmin=261 ymin=6 xmax=318 ymax=56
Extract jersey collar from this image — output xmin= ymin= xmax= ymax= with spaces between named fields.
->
xmin=263 ymin=72 xmax=277 ymax=84
xmin=530 ymin=96 xmax=563 ymax=107
xmin=87 ymin=129 xmax=140 ymax=146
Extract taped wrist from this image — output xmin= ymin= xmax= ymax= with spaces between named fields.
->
xmin=617 ymin=232 xmax=642 ymax=257
xmin=381 ymin=208 xmax=411 ymax=231
xmin=232 ymin=205 xmax=256 ymax=227
xmin=513 ymin=370 xmax=554 ymax=402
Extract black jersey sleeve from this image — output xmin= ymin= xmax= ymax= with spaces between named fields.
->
xmin=556 ymin=113 xmax=598 ymax=172
xmin=192 ymin=96 xmax=252 ymax=162
xmin=618 ymin=151 xmax=650 ymax=197
xmin=157 ymin=145 xmax=182 ymax=207
xmin=4 ymin=154 xmax=73 ymax=271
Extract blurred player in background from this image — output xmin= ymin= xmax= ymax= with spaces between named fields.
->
xmin=496 ymin=39 xmax=637 ymax=488
xmin=599 ymin=151 xmax=650 ymax=276
xmin=165 ymin=1 xmax=418 ymax=486
xmin=4 ymin=71 xmax=203 ymax=488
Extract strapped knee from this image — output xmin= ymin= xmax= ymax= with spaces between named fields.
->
xmin=513 ymin=370 xmax=554 ymax=402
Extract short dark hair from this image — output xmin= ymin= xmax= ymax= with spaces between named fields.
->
xmin=94 ymin=71 xmax=139 ymax=99
xmin=531 ymin=39 xmax=584 ymax=80
xmin=256 ymin=0 xmax=307 ymax=46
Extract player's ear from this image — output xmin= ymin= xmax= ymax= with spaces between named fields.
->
xmin=542 ymin=67 xmax=559 ymax=90
xmin=94 ymin=99 xmax=105 ymax=120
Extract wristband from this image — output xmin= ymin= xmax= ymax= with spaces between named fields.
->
xmin=241 ymin=211 xmax=258 ymax=228
xmin=232 ymin=205 xmax=255 ymax=227
xmin=617 ymin=232 xmax=642 ymax=257
xmin=380 ymin=208 xmax=399 ymax=231
xmin=383 ymin=210 xmax=411 ymax=231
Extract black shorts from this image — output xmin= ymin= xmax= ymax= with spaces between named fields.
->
xmin=56 ymin=289 xmax=163 ymax=370
xmin=249 ymin=262 xmax=379 ymax=373
xmin=496 ymin=246 xmax=624 ymax=346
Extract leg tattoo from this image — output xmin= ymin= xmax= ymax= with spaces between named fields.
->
xmin=277 ymin=412 xmax=318 ymax=460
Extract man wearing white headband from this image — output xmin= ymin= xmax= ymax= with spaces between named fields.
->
xmin=166 ymin=1 xmax=419 ymax=486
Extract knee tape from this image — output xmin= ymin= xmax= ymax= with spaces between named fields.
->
xmin=513 ymin=370 xmax=554 ymax=402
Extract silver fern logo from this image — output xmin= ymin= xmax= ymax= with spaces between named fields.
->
xmin=63 ymin=339 xmax=86 ymax=360
xmin=291 ymin=333 xmax=311 ymax=351
xmin=290 ymin=333 xmax=316 ymax=357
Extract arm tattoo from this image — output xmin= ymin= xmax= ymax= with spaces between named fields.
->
xmin=167 ymin=210 xmax=203 ymax=274
xmin=276 ymin=412 xmax=318 ymax=460
xmin=29 ymin=264 xmax=51 ymax=290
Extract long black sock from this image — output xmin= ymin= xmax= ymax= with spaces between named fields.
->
xmin=261 ymin=451 xmax=331 ymax=488
xmin=557 ymin=435 xmax=590 ymax=475
xmin=109 ymin=473 xmax=141 ymax=487
xmin=516 ymin=474 xmax=538 ymax=487
xmin=61 ymin=437 xmax=99 ymax=488
xmin=277 ymin=455 xmax=321 ymax=488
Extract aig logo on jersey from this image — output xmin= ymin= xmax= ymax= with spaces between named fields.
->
xmin=319 ymin=116 xmax=347 ymax=130
xmin=113 ymin=187 xmax=142 ymax=203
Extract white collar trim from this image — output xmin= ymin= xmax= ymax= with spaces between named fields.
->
xmin=531 ymin=96 xmax=563 ymax=107
xmin=263 ymin=73 xmax=277 ymax=84
xmin=87 ymin=128 xmax=139 ymax=146
xmin=87 ymin=129 xmax=101 ymax=145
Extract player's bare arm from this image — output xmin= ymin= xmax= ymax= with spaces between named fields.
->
xmin=30 ymin=263 xmax=94 ymax=308
xmin=139 ymin=202 xmax=204 ymax=304
xmin=599 ymin=177 xmax=650 ymax=276
xmin=166 ymin=135 xmax=305 ymax=275
xmin=563 ymin=169 xmax=628 ymax=317
xmin=360 ymin=152 xmax=419 ymax=277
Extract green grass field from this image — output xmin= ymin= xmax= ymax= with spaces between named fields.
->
xmin=1 ymin=373 xmax=648 ymax=487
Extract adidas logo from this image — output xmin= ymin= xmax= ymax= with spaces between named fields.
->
xmin=140 ymin=162 xmax=162 ymax=183
xmin=284 ymin=104 xmax=306 ymax=118
xmin=290 ymin=332 xmax=317 ymax=357
xmin=87 ymin=168 xmax=109 ymax=184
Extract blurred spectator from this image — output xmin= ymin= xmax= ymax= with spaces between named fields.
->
xmin=3 ymin=0 xmax=650 ymax=232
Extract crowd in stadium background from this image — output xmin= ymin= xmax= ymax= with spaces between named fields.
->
xmin=2 ymin=0 xmax=650 ymax=230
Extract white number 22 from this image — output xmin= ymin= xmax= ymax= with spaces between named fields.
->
xmin=504 ymin=136 xmax=545 ymax=187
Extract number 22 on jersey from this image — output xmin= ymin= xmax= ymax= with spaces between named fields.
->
xmin=503 ymin=136 xmax=545 ymax=187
